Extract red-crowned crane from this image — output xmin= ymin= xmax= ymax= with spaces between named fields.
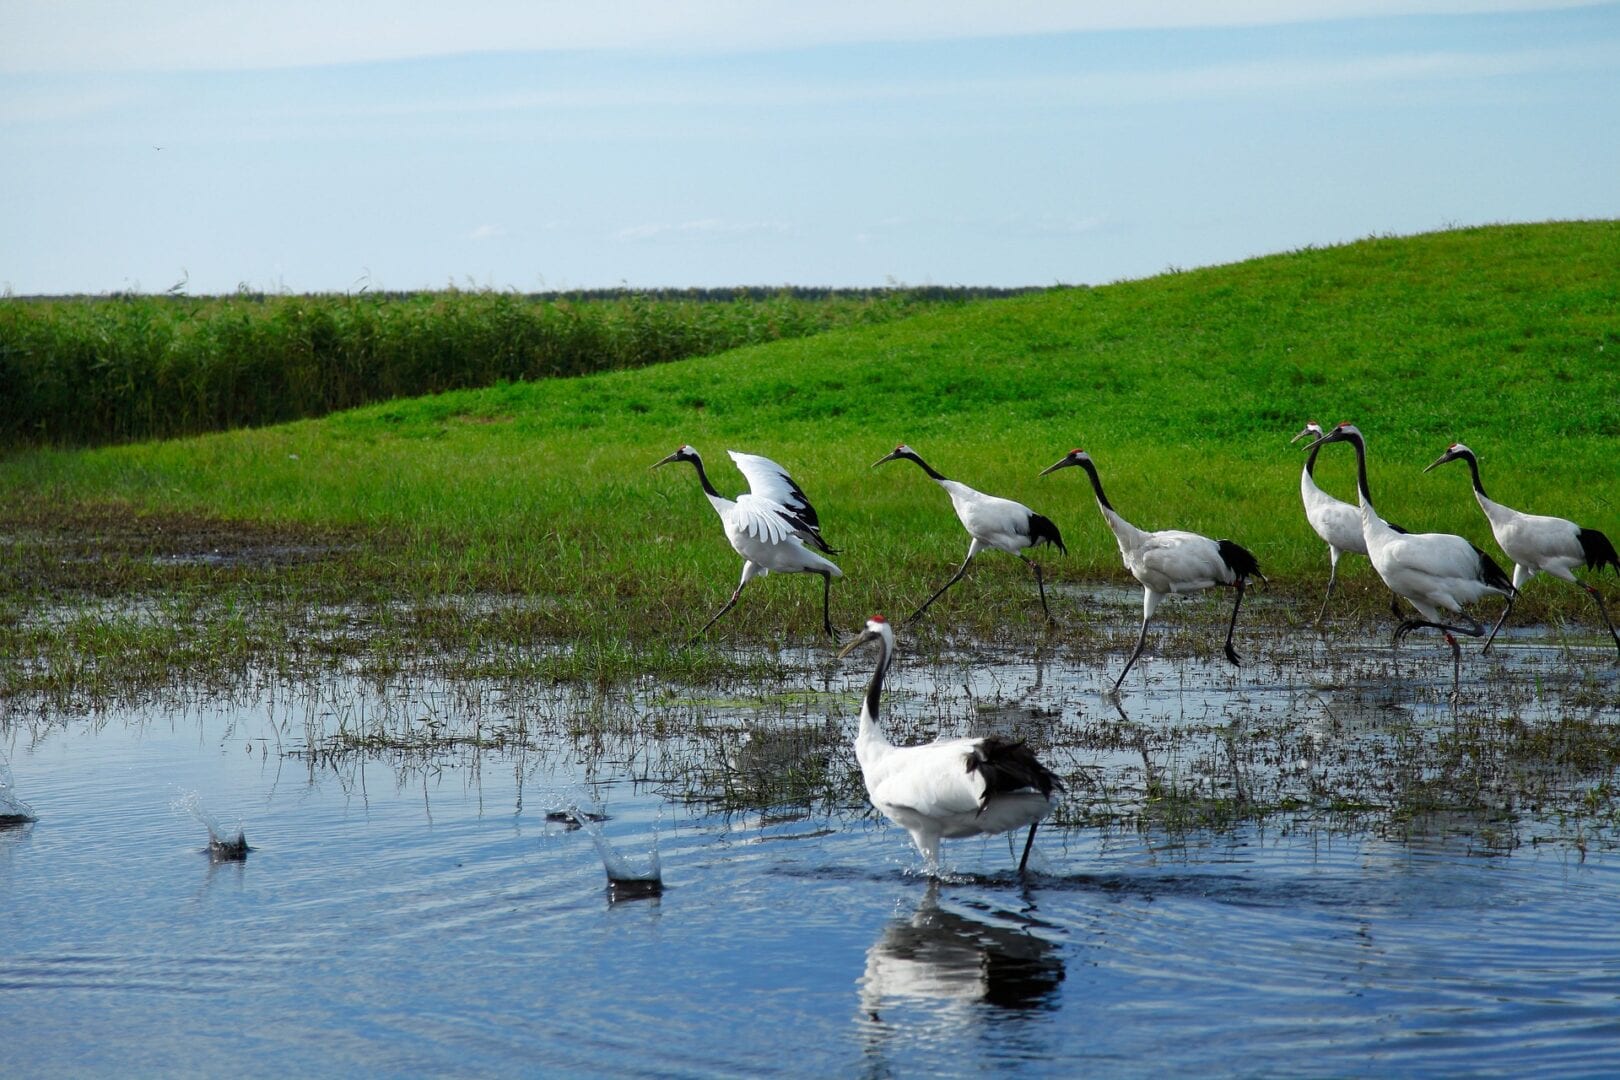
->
xmin=837 ymin=615 xmax=1064 ymax=876
xmin=1303 ymin=423 xmax=1515 ymax=694
xmin=1292 ymin=420 xmax=1407 ymax=624
xmin=1039 ymin=448 xmax=1262 ymax=693
xmin=1424 ymin=441 xmax=1620 ymax=657
xmin=872 ymin=444 xmax=1065 ymax=623
xmin=652 ymin=446 xmax=841 ymax=640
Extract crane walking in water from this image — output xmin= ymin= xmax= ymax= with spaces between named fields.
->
xmin=1292 ymin=420 xmax=1406 ymax=624
xmin=1040 ymin=447 xmax=1263 ymax=694
xmin=1424 ymin=441 xmax=1620 ymax=657
xmin=837 ymin=615 xmax=1064 ymax=876
xmin=872 ymin=444 xmax=1066 ymax=624
xmin=652 ymin=446 xmax=842 ymax=640
xmin=1303 ymin=423 xmax=1515 ymax=695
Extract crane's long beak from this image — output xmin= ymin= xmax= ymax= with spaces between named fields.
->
xmin=651 ymin=452 xmax=681 ymax=469
xmin=1422 ymin=451 xmax=1457 ymax=473
xmin=1038 ymin=456 xmax=1075 ymax=477
xmin=1289 ymin=427 xmax=1317 ymax=445
xmin=1301 ymin=431 xmax=1338 ymax=454
xmin=836 ymin=629 xmax=879 ymax=659
xmin=870 ymin=450 xmax=901 ymax=468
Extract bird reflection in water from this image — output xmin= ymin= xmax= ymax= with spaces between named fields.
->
xmin=859 ymin=883 xmax=1064 ymax=1025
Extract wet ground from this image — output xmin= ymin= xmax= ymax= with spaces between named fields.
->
xmin=3 ymin=626 xmax=1619 ymax=1077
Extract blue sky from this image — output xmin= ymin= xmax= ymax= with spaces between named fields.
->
xmin=3 ymin=1 xmax=1617 ymax=295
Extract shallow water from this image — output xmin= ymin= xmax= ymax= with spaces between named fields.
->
xmin=3 ymin=631 xmax=1619 ymax=1077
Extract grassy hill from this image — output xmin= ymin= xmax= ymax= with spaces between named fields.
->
xmin=3 ymin=221 xmax=1617 ymax=689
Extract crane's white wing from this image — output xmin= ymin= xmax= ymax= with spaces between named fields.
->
xmin=729 ymin=450 xmax=836 ymax=552
xmin=726 ymin=494 xmax=797 ymax=547
xmin=1132 ymin=531 xmax=1230 ymax=592
xmin=729 ymin=451 xmax=822 ymax=528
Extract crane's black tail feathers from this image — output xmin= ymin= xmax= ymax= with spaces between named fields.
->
xmin=967 ymin=736 xmax=1064 ymax=813
xmin=1026 ymin=512 xmax=1066 ymax=555
xmin=1216 ymin=539 xmax=1263 ymax=584
xmin=1473 ymin=544 xmax=1516 ymax=595
xmin=1579 ymin=527 xmax=1619 ymax=576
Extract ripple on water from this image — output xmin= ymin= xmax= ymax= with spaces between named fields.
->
xmin=2 ymin=651 xmax=1619 ymax=1077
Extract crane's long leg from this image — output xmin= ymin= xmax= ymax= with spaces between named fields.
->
xmin=1020 ymin=555 xmax=1054 ymax=621
xmin=692 ymin=562 xmax=763 ymax=642
xmin=908 ymin=550 xmax=977 ymax=624
xmin=1581 ymin=582 xmax=1620 ymax=658
xmin=1395 ymin=615 xmax=1486 ymax=643
xmin=818 ymin=570 xmax=836 ymax=640
xmin=1113 ymin=614 xmax=1153 ymax=693
xmin=693 ymin=588 xmax=745 ymax=641
xmin=1017 ymin=822 xmax=1039 ymax=876
xmin=1315 ymin=551 xmax=1341 ymax=626
xmin=1481 ymin=594 xmax=1517 ymax=654
xmin=1222 ymin=579 xmax=1248 ymax=667
xmin=1395 ymin=618 xmax=1480 ymax=698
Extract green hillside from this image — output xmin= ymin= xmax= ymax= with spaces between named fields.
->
xmin=3 ymin=222 xmax=1617 ymax=690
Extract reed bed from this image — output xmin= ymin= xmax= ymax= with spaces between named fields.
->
xmin=0 ymin=287 xmax=1011 ymax=446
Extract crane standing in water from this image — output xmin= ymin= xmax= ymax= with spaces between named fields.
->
xmin=838 ymin=615 xmax=1064 ymax=876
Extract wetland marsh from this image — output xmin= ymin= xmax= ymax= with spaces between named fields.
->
xmin=4 ymin=611 xmax=1620 ymax=1076
xmin=4 ymin=223 xmax=1620 ymax=1074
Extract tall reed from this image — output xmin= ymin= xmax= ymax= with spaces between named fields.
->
xmin=0 ymin=288 xmax=1017 ymax=447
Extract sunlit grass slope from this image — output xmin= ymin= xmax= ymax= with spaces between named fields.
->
xmin=6 ymin=222 xmax=1618 ymax=645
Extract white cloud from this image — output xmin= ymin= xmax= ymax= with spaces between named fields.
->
xmin=466 ymin=224 xmax=507 ymax=241
xmin=2 ymin=0 xmax=1606 ymax=73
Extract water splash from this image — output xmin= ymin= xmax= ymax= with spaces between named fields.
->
xmin=173 ymin=791 xmax=249 ymax=861
xmin=553 ymin=801 xmax=661 ymax=900
xmin=0 ymin=758 xmax=36 ymax=826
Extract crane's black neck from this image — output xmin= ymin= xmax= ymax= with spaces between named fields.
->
xmin=1345 ymin=432 xmax=1373 ymax=506
xmin=686 ymin=455 xmax=721 ymax=499
xmin=1303 ymin=439 xmax=1323 ymax=476
xmin=901 ymin=450 xmax=948 ymax=482
xmin=864 ymin=638 xmax=889 ymax=722
xmin=1075 ymin=457 xmax=1114 ymax=513
xmin=1456 ymin=450 xmax=1488 ymax=498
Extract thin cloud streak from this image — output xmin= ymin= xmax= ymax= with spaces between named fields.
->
xmin=10 ymin=37 xmax=1608 ymax=130
xmin=3 ymin=0 xmax=1607 ymax=73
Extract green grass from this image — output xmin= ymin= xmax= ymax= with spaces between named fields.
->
xmin=2 ymin=221 xmax=1618 ymax=694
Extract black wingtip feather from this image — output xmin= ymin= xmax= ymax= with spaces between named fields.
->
xmin=1579 ymin=527 xmax=1620 ymax=575
xmin=1026 ymin=512 xmax=1066 ymax=555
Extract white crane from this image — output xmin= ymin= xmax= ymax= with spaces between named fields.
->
xmin=872 ymin=444 xmax=1066 ymax=623
xmin=1424 ymin=441 xmax=1620 ymax=657
xmin=1039 ymin=448 xmax=1263 ymax=693
xmin=652 ymin=445 xmax=842 ymax=639
xmin=1303 ymin=423 xmax=1515 ymax=693
xmin=1291 ymin=420 xmax=1407 ymax=624
xmin=837 ymin=615 xmax=1064 ymax=876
